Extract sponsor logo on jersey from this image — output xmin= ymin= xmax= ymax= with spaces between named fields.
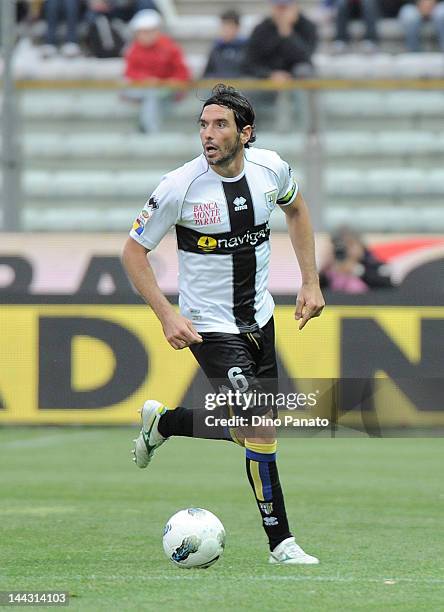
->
xmin=176 ymin=222 xmax=270 ymax=254
xmin=217 ymin=225 xmax=269 ymax=249
xmin=197 ymin=235 xmax=218 ymax=252
xmin=263 ymin=516 xmax=278 ymax=526
xmin=259 ymin=502 xmax=274 ymax=515
xmin=193 ymin=202 xmax=221 ymax=226
xmin=132 ymin=217 xmax=144 ymax=235
xmin=196 ymin=226 xmax=269 ymax=252
xmin=233 ymin=196 xmax=247 ymax=212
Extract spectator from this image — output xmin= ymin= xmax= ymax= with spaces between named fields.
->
xmin=124 ymin=9 xmax=190 ymax=82
xmin=86 ymin=0 xmax=158 ymax=25
xmin=123 ymin=9 xmax=191 ymax=133
xmin=399 ymin=0 xmax=444 ymax=51
xmin=202 ymin=10 xmax=247 ymax=78
xmin=330 ymin=0 xmax=380 ymax=53
xmin=41 ymin=0 xmax=82 ymax=58
xmin=243 ymin=0 xmax=317 ymax=80
xmin=85 ymin=0 xmax=159 ymax=56
xmin=339 ymin=228 xmax=393 ymax=287
xmin=320 ymin=229 xmax=393 ymax=293
xmin=17 ymin=1 xmax=43 ymax=24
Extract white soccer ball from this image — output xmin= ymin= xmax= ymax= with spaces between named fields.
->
xmin=162 ymin=508 xmax=225 ymax=569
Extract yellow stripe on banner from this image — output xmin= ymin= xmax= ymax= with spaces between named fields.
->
xmin=250 ymin=461 xmax=264 ymax=502
xmin=245 ymin=440 xmax=277 ymax=454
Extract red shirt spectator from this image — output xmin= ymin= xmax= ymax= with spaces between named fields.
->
xmin=124 ymin=10 xmax=190 ymax=82
xmin=125 ymin=35 xmax=191 ymax=81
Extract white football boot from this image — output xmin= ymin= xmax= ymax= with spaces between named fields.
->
xmin=269 ymin=537 xmax=319 ymax=565
xmin=132 ymin=400 xmax=167 ymax=468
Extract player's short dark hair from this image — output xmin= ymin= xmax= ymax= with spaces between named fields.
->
xmin=201 ymin=84 xmax=256 ymax=148
xmin=220 ymin=9 xmax=240 ymax=25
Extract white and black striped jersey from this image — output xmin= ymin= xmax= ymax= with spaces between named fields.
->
xmin=130 ymin=147 xmax=298 ymax=333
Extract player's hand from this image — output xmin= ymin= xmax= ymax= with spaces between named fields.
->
xmin=162 ymin=313 xmax=203 ymax=350
xmin=295 ymin=282 xmax=325 ymax=330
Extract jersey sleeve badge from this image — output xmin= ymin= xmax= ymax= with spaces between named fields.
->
xmin=132 ymin=217 xmax=145 ymax=235
xmin=132 ymin=195 xmax=160 ymax=235
xmin=265 ymin=189 xmax=278 ymax=211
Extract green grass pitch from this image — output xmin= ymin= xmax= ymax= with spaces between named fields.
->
xmin=1 ymin=428 xmax=443 ymax=611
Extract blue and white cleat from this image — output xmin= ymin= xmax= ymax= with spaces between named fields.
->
xmin=269 ymin=537 xmax=319 ymax=565
xmin=132 ymin=400 xmax=167 ymax=468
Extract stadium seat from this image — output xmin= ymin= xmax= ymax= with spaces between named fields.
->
xmin=7 ymin=0 xmax=444 ymax=233
xmin=24 ymin=170 xmax=160 ymax=198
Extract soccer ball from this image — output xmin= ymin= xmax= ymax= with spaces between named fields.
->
xmin=162 ymin=508 xmax=225 ymax=569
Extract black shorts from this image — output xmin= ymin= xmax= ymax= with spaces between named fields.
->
xmin=189 ymin=316 xmax=278 ymax=418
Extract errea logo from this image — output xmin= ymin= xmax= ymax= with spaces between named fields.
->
xmin=233 ymin=196 xmax=247 ymax=212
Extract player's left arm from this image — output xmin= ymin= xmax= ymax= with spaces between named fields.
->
xmin=280 ymin=190 xmax=325 ymax=330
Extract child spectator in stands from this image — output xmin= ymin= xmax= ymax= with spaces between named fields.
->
xmin=41 ymin=0 xmax=82 ymax=58
xmin=243 ymin=0 xmax=317 ymax=80
xmin=123 ymin=9 xmax=191 ymax=133
xmin=329 ymin=0 xmax=380 ymax=53
xmin=202 ymin=10 xmax=247 ymax=78
xmin=399 ymin=0 xmax=444 ymax=51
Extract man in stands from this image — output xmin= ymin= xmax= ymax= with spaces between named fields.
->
xmin=85 ymin=1 xmax=159 ymax=57
xmin=41 ymin=0 xmax=82 ymax=58
xmin=330 ymin=0 xmax=380 ymax=53
xmin=243 ymin=0 xmax=317 ymax=80
xmin=399 ymin=0 xmax=444 ymax=51
xmin=242 ymin=0 xmax=317 ymax=127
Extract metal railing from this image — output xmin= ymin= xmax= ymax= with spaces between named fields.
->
xmin=2 ymin=78 xmax=444 ymax=232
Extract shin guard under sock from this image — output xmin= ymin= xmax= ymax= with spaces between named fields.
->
xmin=245 ymin=441 xmax=292 ymax=550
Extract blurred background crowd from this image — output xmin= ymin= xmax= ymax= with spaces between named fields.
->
xmin=1 ymin=0 xmax=444 ymax=295
xmin=7 ymin=0 xmax=444 ymax=66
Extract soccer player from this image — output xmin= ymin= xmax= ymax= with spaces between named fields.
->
xmin=122 ymin=84 xmax=325 ymax=564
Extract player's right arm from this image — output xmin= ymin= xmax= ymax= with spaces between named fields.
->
xmin=122 ymin=176 xmax=202 ymax=350
xmin=122 ymin=239 xmax=202 ymax=350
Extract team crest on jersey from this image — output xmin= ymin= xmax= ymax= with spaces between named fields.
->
xmin=265 ymin=189 xmax=278 ymax=211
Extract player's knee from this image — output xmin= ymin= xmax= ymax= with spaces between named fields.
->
xmin=245 ymin=433 xmax=277 ymax=446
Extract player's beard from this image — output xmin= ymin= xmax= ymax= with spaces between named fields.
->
xmin=208 ymin=133 xmax=242 ymax=167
